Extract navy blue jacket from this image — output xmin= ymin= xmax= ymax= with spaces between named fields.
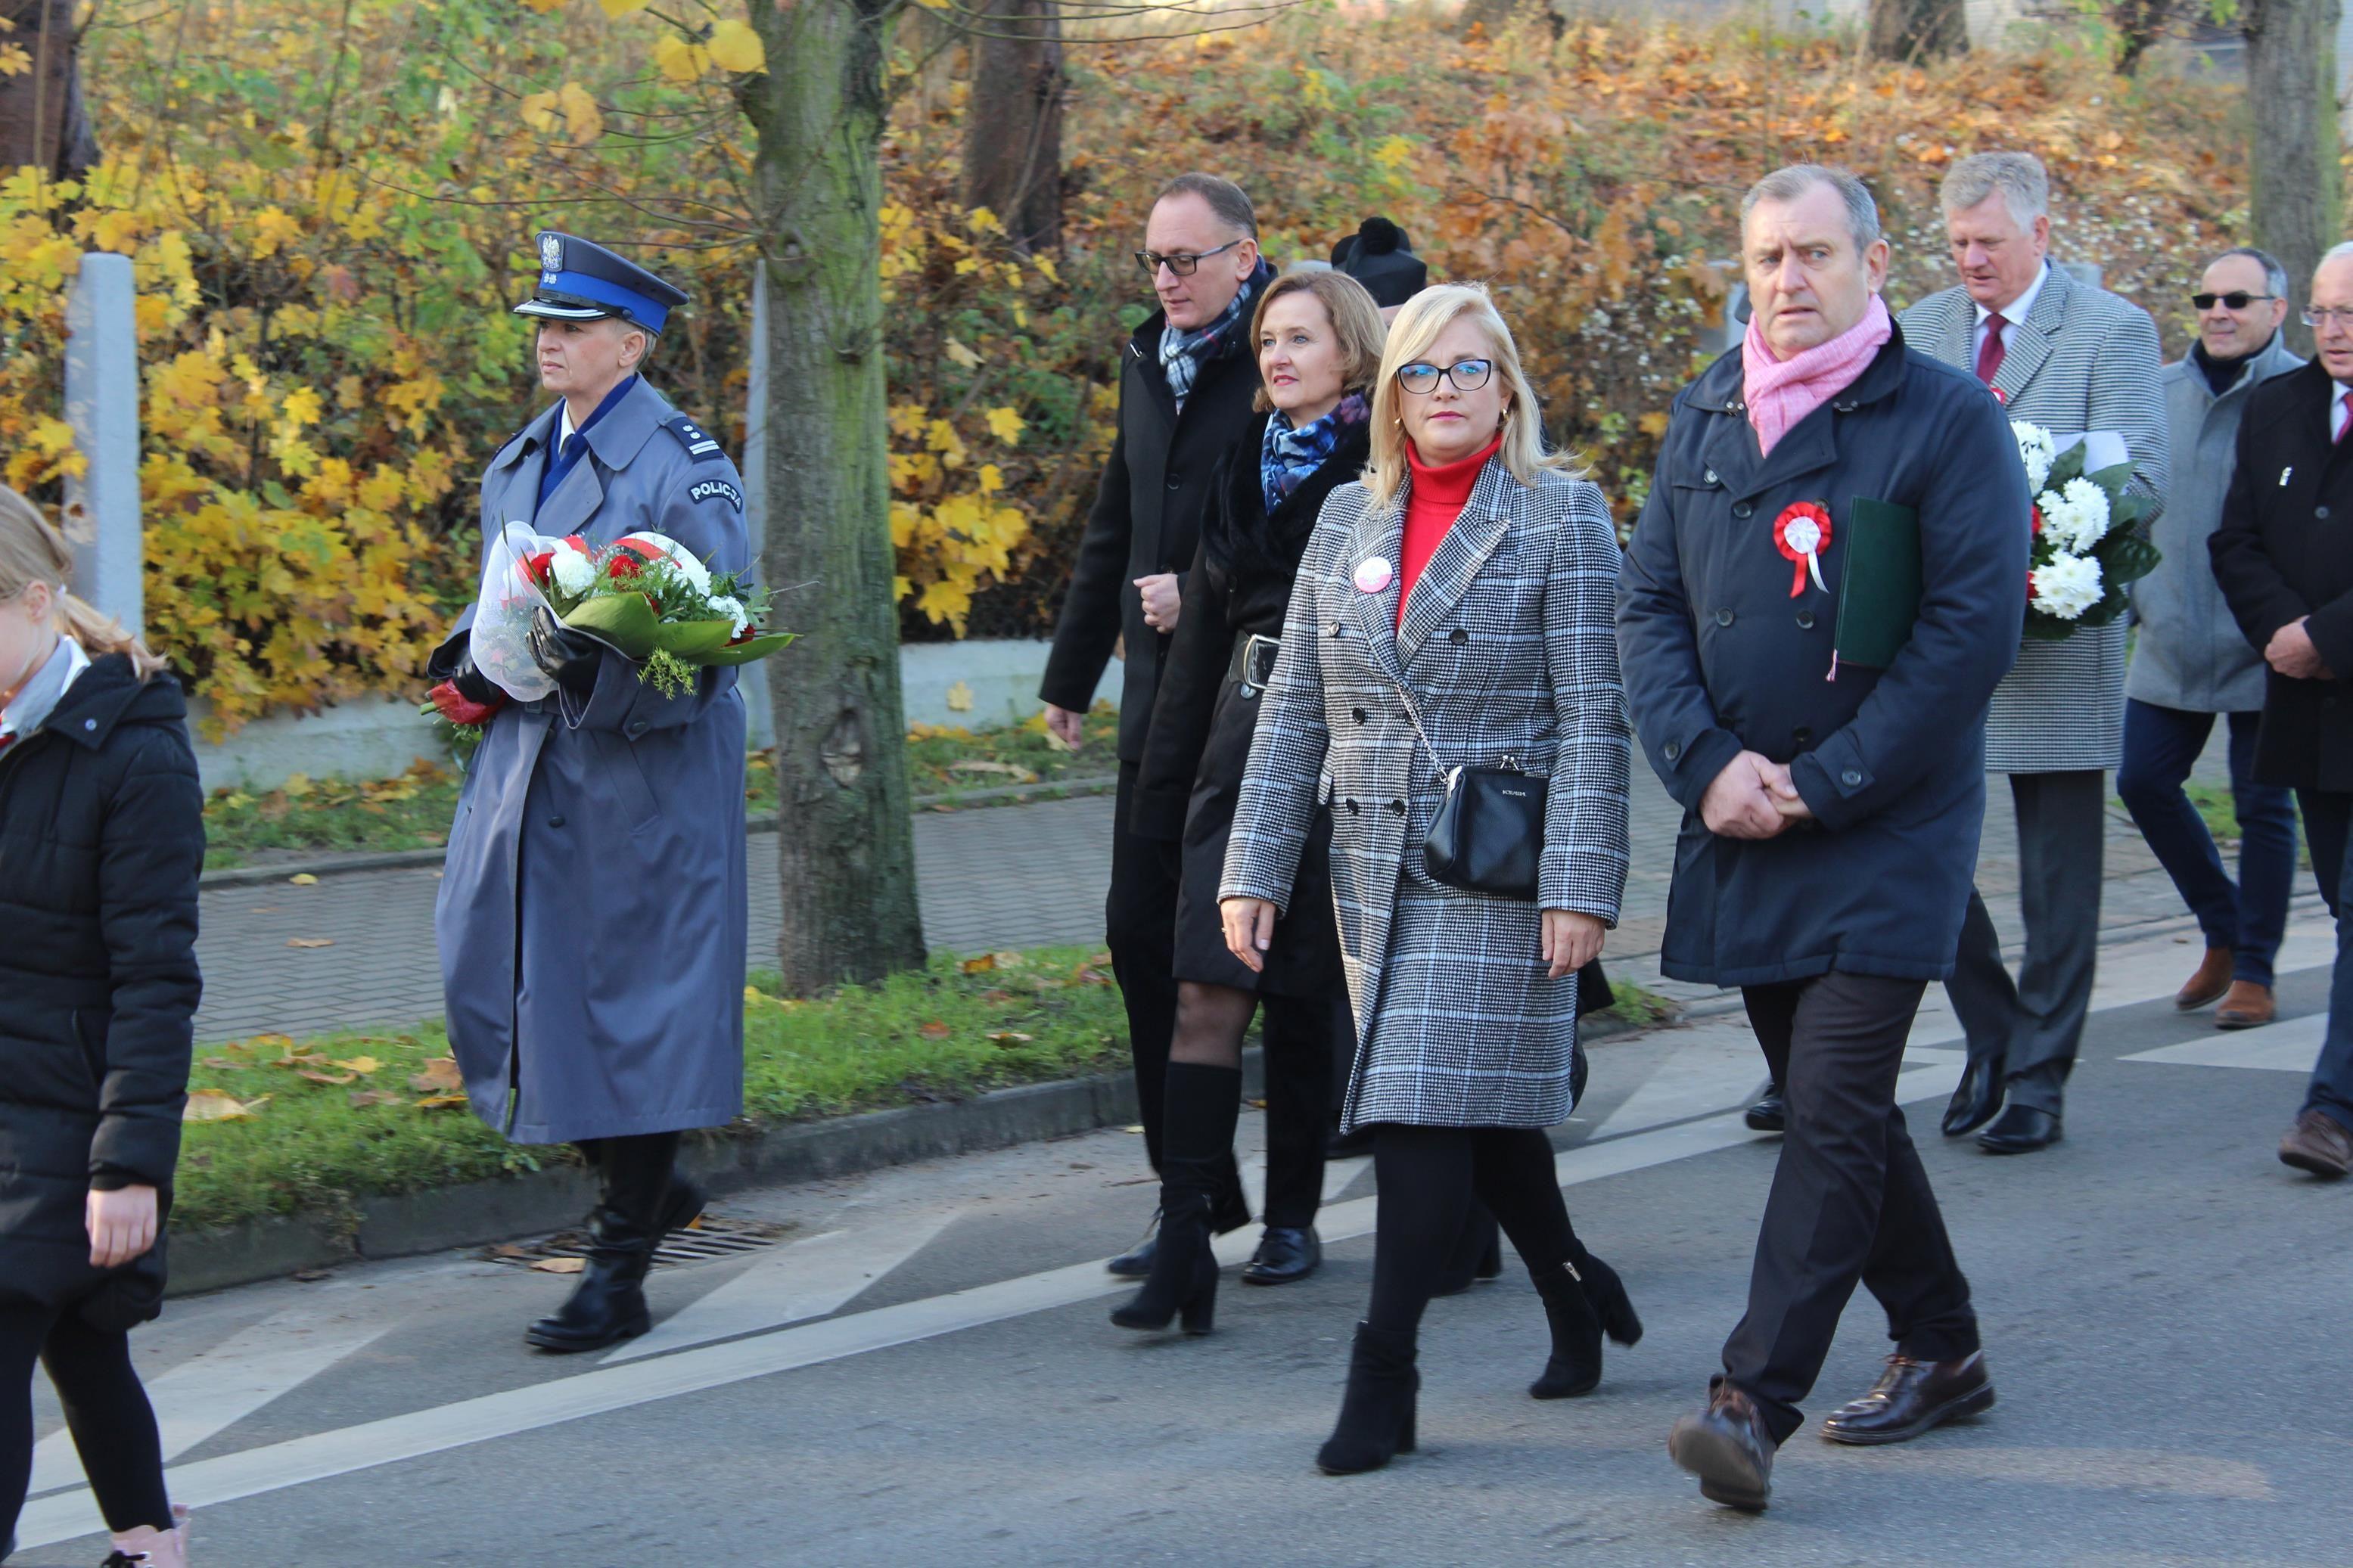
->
xmin=1617 ymin=322 xmax=2028 ymax=986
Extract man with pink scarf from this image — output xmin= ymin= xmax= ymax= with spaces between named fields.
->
xmin=1618 ymin=165 xmax=2029 ymax=1511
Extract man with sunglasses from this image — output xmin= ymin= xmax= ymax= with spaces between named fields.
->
xmin=2212 ymin=242 xmax=2353 ymax=1180
xmin=2120 ymin=250 xmax=2302 ymax=1036
xmin=1038 ymin=173 xmax=1280 ymax=1275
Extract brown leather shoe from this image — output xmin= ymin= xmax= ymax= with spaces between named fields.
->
xmin=1668 ymin=1383 xmax=1776 ymax=1511
xmin=2174 ymin=947 xmax=2232 ymax=1011
xmin=2279 ymin=1110 xmax=2352 ymax=1178
xmin=2215 ymin=980 xmax=2275 ymax=1029
xmin=1820 ymin=1352 xmax=1995 ymax=1445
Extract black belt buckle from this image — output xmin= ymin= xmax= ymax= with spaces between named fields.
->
xmin=1232 ymin=633 xmax=1281 ymax=695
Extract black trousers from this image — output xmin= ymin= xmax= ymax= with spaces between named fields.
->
xmin=1945 ymin=768 xmax=2107 ymax=1115
xmin=1256 ymin=991 xmax=1339 ymax=1229
xmin=1108 ymin=762 xmax=1184 ymax=1175
xmin=2 ymin=1297 xmax=174 ymax=1545
xmin=1723 ymin=971 xmax=1979 ymax=1445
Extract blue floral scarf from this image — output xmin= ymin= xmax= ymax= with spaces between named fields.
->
xmin=1260 ymin=393 xmax=1369 ymax=513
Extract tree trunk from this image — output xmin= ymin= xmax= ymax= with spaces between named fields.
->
xmin=0 ymin=0 xmax=100 ymax=180
xmin=960 ymin=0 xmax=1063 ymax=253
xmin=1865 ymin=0 xmax=1969 ymax=62
xmin=744 ymin=0 xmax=927 ymax=992
xmin=2246 ymin=0 xmax=2344 ymax=356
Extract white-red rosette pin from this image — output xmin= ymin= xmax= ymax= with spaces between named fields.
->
xmin=1354 ymin=556 xmax=1394 ymax=595
xmin=1773 ymin=501 xmax=1832 ymax=598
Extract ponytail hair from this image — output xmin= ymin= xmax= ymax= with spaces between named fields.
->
xmin=0 ymin=487 xmax=168 ymax=680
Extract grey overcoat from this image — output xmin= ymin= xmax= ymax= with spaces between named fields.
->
xmin=1222 ymin=461 xmax=1631 ymax=1132
xmin=1900 ymin=263 xmax=2168 ymax=773
xmin=2128 ymin=334 xmax=2304 ymax=714
xmin=430 ymin=376 xmax=752 ymax=1144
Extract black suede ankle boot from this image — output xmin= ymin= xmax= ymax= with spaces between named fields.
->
xmin=1528 ymin=1259 xmax=1604 ymax=1399
xmin=1576 ymin=1251 xmax=1643 ymax=1346
xmin=1316 ymin=1322 xmax=1419 ymax=1475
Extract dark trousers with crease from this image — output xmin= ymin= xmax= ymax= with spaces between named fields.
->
xmin=1944 ymin=768 xmax=2106 ymax=1115
xmin=1256 ymin=990 xmax=1340 ymax=1229
xmin=1108 ymin=762 xmax=1186 ymax=1175
xmin=2289 ymin=790 xmax=2353 ymax=1135
xmin=1722 ymin=971 xmax=1978 ymax=1445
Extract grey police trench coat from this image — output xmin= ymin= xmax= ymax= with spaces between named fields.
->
xmin=1222 ymin=461 xmax=1632 ymax=1133
xmin=431 ymin=376 xmax=753 ymax=1144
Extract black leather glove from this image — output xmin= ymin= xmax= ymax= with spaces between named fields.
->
xmin=528 ymin=606 xmax=606 ymax=696
xmin=446 ymin=654 xmax=499 ymax=706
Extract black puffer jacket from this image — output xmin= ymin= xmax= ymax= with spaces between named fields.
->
xmin=0 ymin=653 xmax=204 ymax=1322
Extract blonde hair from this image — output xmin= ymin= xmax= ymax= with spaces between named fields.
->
xmin=1249 ymin=270 xmax=1388 ymax=415
xmin=1363 ymin=282 xmax=1577 ymax=510
xmin=0 ymin=488 xmax=168 ymax=678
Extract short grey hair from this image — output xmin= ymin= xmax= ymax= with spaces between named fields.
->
xmin=2212 ymin=246 xmax=2289 ymax=300
xmin=2320 ymin=241 xmax=2353 ymax=272
xmin=1940 ymin=151 xmax=2050 ymax=230
xmin=1739 ymin=163 xmax=1882 ymax=253
xmin=1155 ymin=172 xmax=1257 ymax=239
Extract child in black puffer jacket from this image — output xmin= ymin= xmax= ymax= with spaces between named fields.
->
xmin=0 ymin=489 xmax=202 ymax=1566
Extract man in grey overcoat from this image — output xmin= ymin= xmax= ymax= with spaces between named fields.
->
xmin=1623 ymin=164 xmax=2025 ymax=1511
xmin=2118 ymin=248 xmax=2302 ymax=1032
xmin=429 ymin=234 xmax=753 ymax=1352
xmin=1900 ymin=151 xmax=2168 ymax=1153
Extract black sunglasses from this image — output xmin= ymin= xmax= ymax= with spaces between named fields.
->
xmin=2191 ymin=291 xmax=2276 ymax=310
xmin=1133 ymin=238 xmax=1244 ymax=278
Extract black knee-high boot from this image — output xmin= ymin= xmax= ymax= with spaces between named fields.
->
xmin=1111 ymin=1063 xmax=1241 ymax=1334
xmin=1316 ymin=1321 xmax=1419 ymax=1475
xmin=529 ymin=1132 xmax=679 ymax=1352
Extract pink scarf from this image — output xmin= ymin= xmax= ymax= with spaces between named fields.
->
xmin=1741 ymin=293 xmax=1892 ymax=457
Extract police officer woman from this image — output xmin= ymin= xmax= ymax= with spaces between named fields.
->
xmin=429 ymin=234 xmax=754 ymax=1353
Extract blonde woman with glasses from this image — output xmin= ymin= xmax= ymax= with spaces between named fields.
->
xmin=1220 ymin=284 xmax=1638 ymax=1474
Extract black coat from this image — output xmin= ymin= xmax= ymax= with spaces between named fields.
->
xmin=1131 ymin=416 xmax=1367 ymax=995
xmin=1617 ymin=323 xmax=2029 ymax=986
xmin=1040 ymin=298 xmax=1268 ymax=763
xmin=2209 ymin=358 xmax=2353 ymax=792
xmin=0 ymin=654 xmax=204 ymax=1323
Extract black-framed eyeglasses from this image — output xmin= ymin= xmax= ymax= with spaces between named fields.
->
xmin=1133 ymin=238 xmax=1244 ymax=278
xmin=2193 ymin=291 xmax=2276 ymax=310
xmin=1396 ymin=359 xmax=1495 ymax=396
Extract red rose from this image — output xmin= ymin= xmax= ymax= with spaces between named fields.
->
xmin=523 ymin=550 xmax=555 ymax=587
xmin=2030 ymin=506 xmax=2043 ymax=536
xmin=427 ymin=679 xmax=505 ymax=728
xmin=608 ymin=554 xmax=642 ymax=580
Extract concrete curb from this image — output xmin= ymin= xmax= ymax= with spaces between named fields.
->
xmin=166 ymin=1008 xmax=1659 ymax=1296
xmin=197 ymin=775 xmax=1121 ymax=889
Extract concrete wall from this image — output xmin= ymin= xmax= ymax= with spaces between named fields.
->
xmin=189 ymin=641 xmax=1121 ymax=793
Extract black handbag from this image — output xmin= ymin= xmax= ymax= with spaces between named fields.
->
xmin=1398 ymin=690 xmax=1546 ymax=902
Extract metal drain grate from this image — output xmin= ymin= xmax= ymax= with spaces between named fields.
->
xmin=480 ymin=1215 xmax=794 ymax=1272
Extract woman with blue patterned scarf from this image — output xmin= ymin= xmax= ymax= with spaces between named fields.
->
xmin=1116 ymin=270 xmax=1387 ymax=1328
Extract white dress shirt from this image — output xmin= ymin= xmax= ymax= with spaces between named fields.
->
xmin=1972 ymin=259 xmax=2051 ymax=366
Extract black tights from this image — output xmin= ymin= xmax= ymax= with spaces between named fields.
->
xmin=1366 ymin=1124 xmax=1588 ymax=1335
xmin=2 ymin=1298 xmax=173 ymax=1544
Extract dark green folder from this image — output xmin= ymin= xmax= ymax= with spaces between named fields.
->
xmin=1830 ymin=498 xmax=1922 ymax=669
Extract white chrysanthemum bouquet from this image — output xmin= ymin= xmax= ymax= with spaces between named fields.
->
xmin=2010 ymin=421 xmax=2158 ymax=639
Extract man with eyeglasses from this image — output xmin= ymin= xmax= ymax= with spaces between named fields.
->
xmin=2211 ymin=241 xmax=2353 ymax=1180
xmin=1898 ymin=151 xmax=2168 ymax=1157
xmin=1038 ymin=172 xmax=1280 ymax=1274
xmin=2119 ymin=249 xmax=2302 ymax=1037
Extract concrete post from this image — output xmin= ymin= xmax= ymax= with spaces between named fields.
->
xmin=740 ymin=262 xmax=776 ymax=748
xmin=62 ymin=252 xmax=142 ymax=636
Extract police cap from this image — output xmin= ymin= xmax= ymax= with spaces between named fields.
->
xmin=513 ymin=231 xmax=689 ymax=336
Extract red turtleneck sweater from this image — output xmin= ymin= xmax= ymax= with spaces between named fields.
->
xmin=1397 ymin=435 xmax=1501 ymax=627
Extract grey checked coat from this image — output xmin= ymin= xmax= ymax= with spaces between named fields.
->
xmin=1221 ymin=460 xmax=1631 ymax=1132
xmin=1900 ymin=264 xmax=2168 ymax=772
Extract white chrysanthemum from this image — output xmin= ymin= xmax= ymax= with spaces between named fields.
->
xmin=549 ymin=548 xmax=595 ymax=597
xmin=2013 ymin=421 xmax=2057 ymax=498
xmin=2031 ymin=552 xmax=2104 ymax=619
xmin=2038 ymin=476 xmax=2112 ymax=553
xmin=709 ymin=595 xmax=749 ymax=639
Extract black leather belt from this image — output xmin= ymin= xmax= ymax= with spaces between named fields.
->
xmin=1228 ymin=632 xmax=1281 ymax=693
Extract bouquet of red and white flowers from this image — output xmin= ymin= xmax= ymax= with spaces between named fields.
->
xmin=2012 ymin=421 xmax=2159 ymax=641
xmin=428 ymin=524 xmax=793 ymax=728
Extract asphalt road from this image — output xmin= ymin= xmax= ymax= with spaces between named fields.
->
xmin=15 ymin=915 xmax=2351 ymax=1566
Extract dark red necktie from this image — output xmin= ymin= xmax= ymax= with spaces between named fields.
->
xmin=1975 ymin=313 xmax=2008 ymax=385
xmin=2336 ymin=398 xmax=2349 ymax=444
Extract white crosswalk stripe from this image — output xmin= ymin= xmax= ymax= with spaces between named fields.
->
xmin=2122 ymin=1011 xmax=2324 ymax=1073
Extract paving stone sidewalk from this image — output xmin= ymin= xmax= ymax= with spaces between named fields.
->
xmin=194 ymin=741 xmax=2253 ymax=1042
